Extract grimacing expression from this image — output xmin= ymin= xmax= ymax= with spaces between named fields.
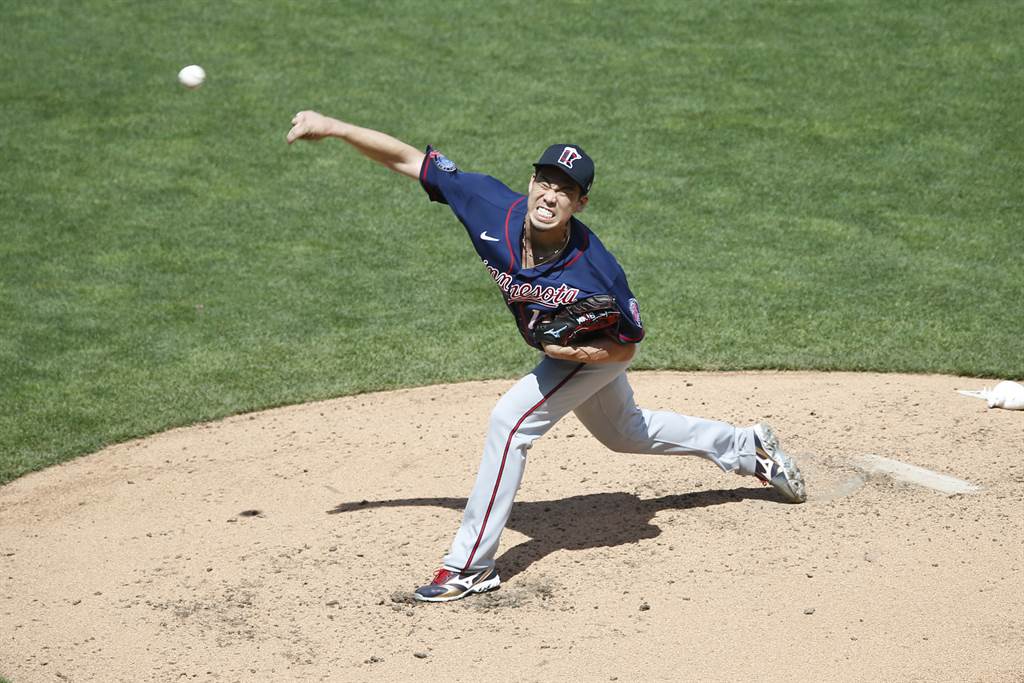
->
xmin=526 ymin=167 xmax=587 ymax=232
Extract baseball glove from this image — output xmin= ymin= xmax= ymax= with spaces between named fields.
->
xmin=531 ymin=295 xmax=621 ymax=347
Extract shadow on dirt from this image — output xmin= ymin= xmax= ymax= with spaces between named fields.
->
xmin=328 ymin=487 xmax=775 ymax=581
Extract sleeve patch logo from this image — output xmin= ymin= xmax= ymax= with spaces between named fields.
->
xmin=433 ymin=153 xmax=457 ymax=173
xmin=628 ymin=298 xmax=642 ymax=327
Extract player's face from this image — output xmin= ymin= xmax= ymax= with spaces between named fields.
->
xmin=527 ymin=168 xmax=587 ymax=232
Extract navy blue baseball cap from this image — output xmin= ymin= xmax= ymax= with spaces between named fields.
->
xmin=533 ymin=144 xmax=595 ymax=196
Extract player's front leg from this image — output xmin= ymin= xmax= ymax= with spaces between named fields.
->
xmin=414 ymin=357 xmax=629 ymax=602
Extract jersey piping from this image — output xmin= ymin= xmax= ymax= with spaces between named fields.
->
xmin=503 ymin=196 xmax=526 ymax=274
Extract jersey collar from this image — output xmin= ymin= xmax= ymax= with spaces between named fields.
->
xmin=518 ymin=215 xmax=589 ymax=276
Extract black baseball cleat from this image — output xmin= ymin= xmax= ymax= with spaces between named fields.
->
xmin=752 ymin=423 xmax=807 ymax=503
xmin=413 ymin=566 xmax=501 ymax=602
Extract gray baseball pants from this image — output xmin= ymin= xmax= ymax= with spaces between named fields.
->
xmin=443 ymin=355 xmax=762 ymax=574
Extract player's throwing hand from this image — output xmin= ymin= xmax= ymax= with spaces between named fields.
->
xmin=287 ymin=110 xmax=335 ymax=144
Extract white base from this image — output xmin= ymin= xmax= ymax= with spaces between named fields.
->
xmin=859 ymin=454 xmax=981 ymax=495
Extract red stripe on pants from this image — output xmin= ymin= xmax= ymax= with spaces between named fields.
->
xmin=461 ymin=363 xmax=584 ymax=573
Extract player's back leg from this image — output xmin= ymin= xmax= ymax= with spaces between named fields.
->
xmin=572 ymin=375 xmax=806 ymax=501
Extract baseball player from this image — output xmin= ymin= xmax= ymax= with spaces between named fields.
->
xmin=286 ymin=111 xmax=807 ymax=603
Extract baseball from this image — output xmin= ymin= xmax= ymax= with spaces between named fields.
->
xmin=177 ymin=64 xmax=206 ymax=89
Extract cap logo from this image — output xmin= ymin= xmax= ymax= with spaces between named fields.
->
xmin=558 ymin=146 xmax=582 ymax=169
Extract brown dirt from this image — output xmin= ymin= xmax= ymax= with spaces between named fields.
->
xmin=1 ymin=371 xmax=1022 ymax=682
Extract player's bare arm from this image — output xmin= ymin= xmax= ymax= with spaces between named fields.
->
xmin=286 ymin=110 xmax=425 ymax=180
xmin=542 ymin=338 xmax=636 ymax=364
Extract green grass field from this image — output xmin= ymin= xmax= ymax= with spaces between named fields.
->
xmin=1 ymin=0 xmax=1020 ymax=487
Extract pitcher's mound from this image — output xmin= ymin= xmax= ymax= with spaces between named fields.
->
xmin=1 ymin=371 xmax=1021 ymax=681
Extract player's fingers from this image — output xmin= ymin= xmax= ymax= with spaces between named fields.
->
xmin=286 ymin=124 xmax=305 ymax=144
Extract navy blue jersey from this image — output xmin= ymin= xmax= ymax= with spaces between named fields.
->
xmin=419 ymin=147 xmax=645 ymax=348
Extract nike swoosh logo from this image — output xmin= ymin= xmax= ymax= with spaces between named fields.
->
xmin=479 ymin=231 xmax=500 ymax=242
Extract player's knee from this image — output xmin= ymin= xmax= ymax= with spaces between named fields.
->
xmin=599 ymin=436 xmax=642 ymax=454
xmin=580 ymin=428 xmax=629 ymax=453
xmin=487 ymin=407 xmax=516 ymax=437
xmin=487 ymin=404 xmax=547 ymax=453
xmin=586 ymin=418 xmax=650 ymax=453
